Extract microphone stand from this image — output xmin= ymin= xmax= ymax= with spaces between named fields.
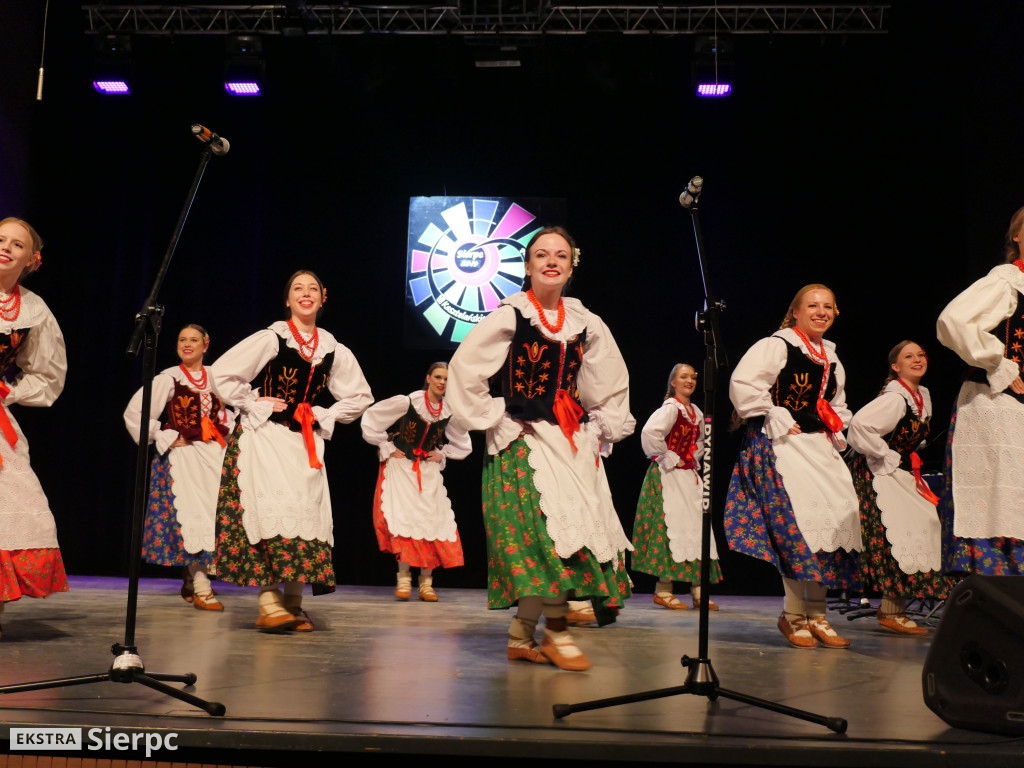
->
xmin=553 ymin=183 xmax=847 ymax=734
xmin=0 ymin=143 xmax=226 ymax=716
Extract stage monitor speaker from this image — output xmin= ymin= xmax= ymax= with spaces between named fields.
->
xmin=922 ymin=575 xmax=1024 ymax=736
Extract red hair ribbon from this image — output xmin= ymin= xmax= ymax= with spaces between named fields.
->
xmin=200 ymin=416 xmax=226 ymax=447
xmin=910 ymin=452 xmax=940 ymax=506
xmin=293 ymin=403 xmax=323 ymax=470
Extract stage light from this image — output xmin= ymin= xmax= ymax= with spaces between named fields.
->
xmin=692 ymin=36 xmax=734 ymax=98
xmin=696 ymin=83 xmax=732 ymax=97
xmin=92 ymin=34 xmax=133 ymax=95
xmin=224 ymin=35 xmax=264 ymax=96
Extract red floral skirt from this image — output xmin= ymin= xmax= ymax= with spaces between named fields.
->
xmin=0 ymin=548 xmax=68 ymax=602
xmin=373 ymin=463 xmax=464 ymax=569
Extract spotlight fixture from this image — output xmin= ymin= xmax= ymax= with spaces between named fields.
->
xmin=92 ymin=34 xmax=133 ymax=95
xmin=224 ymin=35 xmax=264 ymax=96
xmin=692 ymin=36 xmax=734 ymax=98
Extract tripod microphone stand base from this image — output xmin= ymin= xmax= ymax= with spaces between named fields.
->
xmin=0 ymin=644 xmax=226 ymax=717
xmin=553 ymin=655 xmax=847 ymax=734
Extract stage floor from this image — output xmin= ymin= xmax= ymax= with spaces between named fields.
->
xmin=0 ymin=576 xmax=1019 ymax=767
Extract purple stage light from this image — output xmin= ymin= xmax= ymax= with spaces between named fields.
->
xmin=696 ymin=83 xmax=732 ymax=97
xmin=93 ymin=80 xmax=130 ymax=95
xmin=224 ymin=81 xmax=261 ymax=96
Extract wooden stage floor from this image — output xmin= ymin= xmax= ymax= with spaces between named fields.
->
xmin=0 ymin=576 xmax=1020 ymax=767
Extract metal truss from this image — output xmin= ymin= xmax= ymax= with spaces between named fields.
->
xmin=83 ymin=4 xmax=890 ymax=36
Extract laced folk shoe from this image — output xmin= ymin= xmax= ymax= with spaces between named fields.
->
xmin=806 ymin=616 xmax=851 ymax=649
xmin=395 ymin=573 xmax=413 ymax=601
xmin=653 ymin=592 xmax=689 ymax=610
xmin=778 ymin=612 xmax=817 ymax=649
xmin=877 ymin=609 xmax=927 ymax=635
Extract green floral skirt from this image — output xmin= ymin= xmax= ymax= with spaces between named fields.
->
xmin=631 ymin=462 xmax=722 ymax=583
xmin=481 ymin=437 xmax=631 ymax=610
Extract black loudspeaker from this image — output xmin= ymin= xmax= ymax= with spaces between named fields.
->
xmin=922 ymin=575 xmax=1024 ymax=735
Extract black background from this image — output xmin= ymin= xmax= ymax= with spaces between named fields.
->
xmin=0 ymin=2 xmax=1020 ymax=596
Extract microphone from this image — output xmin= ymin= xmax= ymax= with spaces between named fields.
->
xmin=679 ymin=176 xmax=703 ymax=209
xmin=191 ymin=124 xmax=231 ymax=156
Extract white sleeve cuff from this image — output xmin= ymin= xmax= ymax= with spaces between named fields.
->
xmin=763 ymin=406 xmax=796 ymax=439
xmin=867 ymin=450 xmax=901 ymax=476
xmin=154 ymin=429 xmax=179 ymax=455
xmin=989 ymin=357 xmax=1021 ymax=394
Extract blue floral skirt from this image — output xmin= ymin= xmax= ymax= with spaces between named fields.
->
xmin=724 ymin=423 xmax=860 ymax=589
xmin=941 ymin=404 xmax=1024 ymax=575
xmin=141 ymin=453 xmax=215 ymax=571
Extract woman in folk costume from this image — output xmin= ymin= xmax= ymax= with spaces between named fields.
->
xmin=846 ymin=340 xmax=957 ymax=634
xmin=211 ymin=270 xmax=373 ymax=632
xmin=725 ymin=284 xmax=861 ymax=649
xmin=447 ymin=226 xmax=634 ymax=671
xmin=632 ymin=363 xmax=722 ymax=611
xmin=361 ymin=362 xmax=471 ymax=601
xmin=124 ymin=324 xmax=234 ymax=611
xmin=0 ymin=217 xmax=68 ymax=638
xmin=937 ymin=205 xmax=1024 ymax=574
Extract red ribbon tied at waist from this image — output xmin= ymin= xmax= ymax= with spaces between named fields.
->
xmin=552 ymin=388 xmax=585 ymax=453
xmin=910 ymin=451 xmax=940 ymax=506
xmin=293 ymin=402 xmax=323 ymax=470
xmin=410 ymin=447 xmax=432 ymax=492
xmin=816 ymin=398 xmax=844 ymax=434
xmin=0 ymin=382 xmax=17 ymax=465
xmin=200 ymin=416 xmax=227 ymax=447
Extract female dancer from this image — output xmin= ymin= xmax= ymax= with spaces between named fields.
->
xmin=937 ymin=205 xmax=1024 ymax=574
xmin=124 ymin=324 xmax=233 ymax=611
xmin=846 ymin=341 xmax=956 ymax=634
xmin=447 ymin=226 xmax=634 ymax=671
xmin=0 ymin=217 xmax=68 ymax=637
xmin=725 ymin=284 xmax=861 ymax=649
xmin=210 ymin=270 xmax=373 ymax=632
xmin=632 ymin=363 xmax=721 ymax=611
xmin=361 ymin=362 xmax=471 ymax=601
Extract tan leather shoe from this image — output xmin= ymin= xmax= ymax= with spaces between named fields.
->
xmin=418 ymin=584 xmax=439 ymax=602
xmin=540 ymin=631 xmax=592 ymax=671
xmin=777 ymin=612 xmax=817 ymax=649
xmin=806 ymin=616 xmax=850 ymax=649
xmin=192 ymin=591 xmax=224 ymax=612
xmin=692 ymin=597 xmax=719 ymax=611
xmin=507 ymin=642 xmax=549 ymax=664
xmin=653 ymin=592 xmax=689 ymax=610
xmin=877 ymin=609 xmax=927 ymax=635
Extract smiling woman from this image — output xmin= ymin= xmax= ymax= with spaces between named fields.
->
xmin=447 ymin=226 xmax=635 ymax=671
xmin=360 ymin=362 xmax=472 ymax=602
xmin=209 ymin=269 xmax=373 ymax=633
xmin=631 ymin=363 xmax=723 ymax=611
xmin=845 ymin=341 xmax=956 ymax=636
xmin=724 ymin=283 xmax=862 ymax=650
xmin=0 ymin=217 xmax=68 ymax=639
xmin=123 ymin=323 xmax=235 ymax=612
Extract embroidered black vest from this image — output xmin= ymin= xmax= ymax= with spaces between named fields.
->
xmin=884 ymin=399 xmax=930 ymax=469
xmin=769 ymin=339 xmax=838 ymax=434
xmin=999 ymin=291 xmax=1024 ymax=365
xmin=164 ymin=380 xmax=228 ymax=442
xmin=662 ymin=406 xmax=699 ymax=469
xmin=502 ymin=308 xmax=587 ymax=425
xmin=0 ymin=328 xmax=30 ymax=386
xmin=251 ymin=336 xmax=336 ymax=432
xmin=388 ymin=399 xmax=450 ymax=455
